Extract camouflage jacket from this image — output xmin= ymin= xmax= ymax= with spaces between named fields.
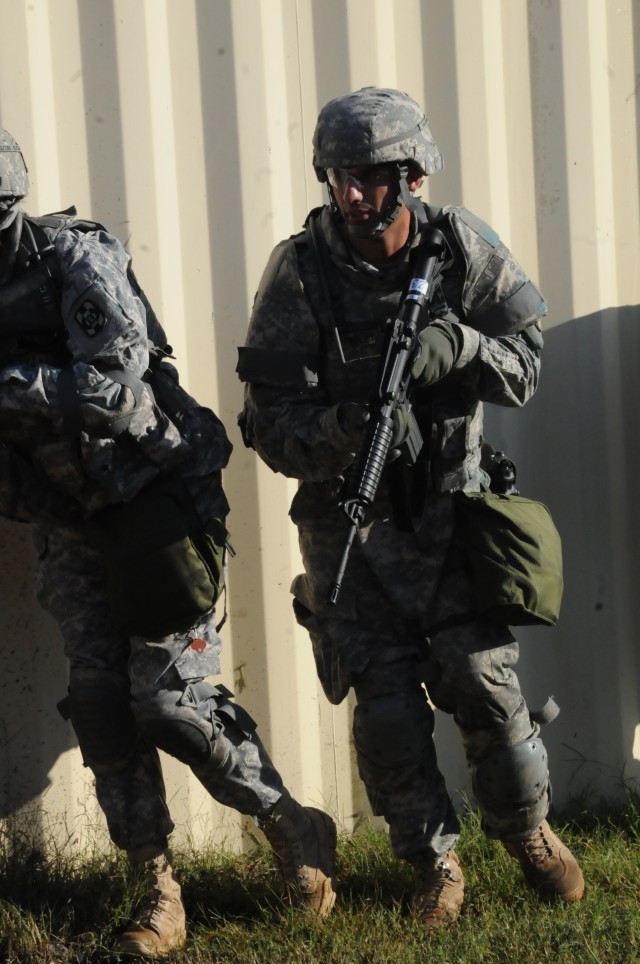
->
xmin=0 ymin=211 xmax=230 ymax=524
xmin=238 ymin=202 xmax=544 ymax=520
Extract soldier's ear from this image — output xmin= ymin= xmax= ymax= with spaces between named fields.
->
xmin=405 ymin=162 xmax=424 ymax=192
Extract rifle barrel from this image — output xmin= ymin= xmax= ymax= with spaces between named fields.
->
xmin=328 ymin=522 xmax=357 ymax=605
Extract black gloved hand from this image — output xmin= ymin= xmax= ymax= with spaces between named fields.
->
xmin=337 ymin=401 xmax=370 ymax=441
xmin=390 ymin=403 xmax=411 ymax=448
xmin=411 ymin=322 xmax=462 ymax=388
xmin=385 ymin=403 xmax=412 ymax=463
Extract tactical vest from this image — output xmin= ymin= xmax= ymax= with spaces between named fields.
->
xmin=292 ymin=207 xmax=484 ymax=494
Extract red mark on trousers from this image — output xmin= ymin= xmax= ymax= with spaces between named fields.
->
xmin=191 ymin=638 xmax=207 ymax=653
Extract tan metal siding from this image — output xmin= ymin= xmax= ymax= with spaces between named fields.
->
xmin=0 ymin=0 xmax=637 ymax=853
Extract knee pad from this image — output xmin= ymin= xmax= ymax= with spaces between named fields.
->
xmin=67 ymin=670 xmax=136 ymax=768
xmin=134 ymin=681 xmax=256 ymax=768
xmin=471 ymin=737 xmax=548 ymax=811
xmin=353 ymin=691 xmax=433 ymax=769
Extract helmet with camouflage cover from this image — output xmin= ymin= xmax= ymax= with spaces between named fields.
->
xmin=0 ymin=129 xmax=29 ymax=203
xmin=312 ymin=87 xmax=443 ymax=182
xmin=0 ymin=129 xmax=29 ymax=232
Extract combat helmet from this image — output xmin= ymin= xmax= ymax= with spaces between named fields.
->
xmin=312 ymin=87 xmax=442 ymax=236
xmin=0 ymin=129 xmax=29 ymax=203
xmin=0 ymin=129 xmax=29 ymax=235
xmin=312 ymin=87 xmax=443 ymax=182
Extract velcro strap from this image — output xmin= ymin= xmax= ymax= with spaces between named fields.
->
xmin=471 ymin=280 xmax=547 ymax=336
xmin=236 ymin=346 xmax=319 ymax=388
xmin=179 ymin=681 xmax=234 ymax=708
xmin=530 ymin=696 xmax=560 ymax=726
xmin=100 ymin=368 xmax=145 ymax=436
xmin=56 ymin=366 xmax=145 ymax=437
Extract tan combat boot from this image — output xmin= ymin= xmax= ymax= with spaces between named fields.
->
xmin=503 ymin=819 xmax=585 ymax=901
xmin=260 ymin=792 xmax=337 ymax=918
xmin=410 ymin=849 xmax=465 ymax=927
xmin=115 ymin=844 xmax=186 ymax=958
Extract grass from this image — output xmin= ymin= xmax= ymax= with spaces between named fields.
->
xmin=1 ymin=798 xmax=640 ymax=963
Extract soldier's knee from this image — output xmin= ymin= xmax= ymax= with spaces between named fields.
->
xmin=471 ymin=737 xmax=549 ymax=815
xmin=133 ymin=681 xmax=256 ymax=768
xmin=353 ymin=691 xmax=434 ymax=769
xmin=66 ymin=669 xmax=136 ymax=768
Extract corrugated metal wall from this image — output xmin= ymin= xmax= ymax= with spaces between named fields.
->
xmin=0 ymin=0 xmax=638 ymax=855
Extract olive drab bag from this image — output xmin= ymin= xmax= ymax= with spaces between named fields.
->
xmin=454 ymin=491 xmax=564 ymax=627
xmin=88 ymin=473 xmax=228 ymax=636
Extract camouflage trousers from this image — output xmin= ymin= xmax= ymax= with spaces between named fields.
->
xmin=35 ymin=526 xmax=283 ymax=852
xmin=291 ymin=491 xmax=549 ymax=859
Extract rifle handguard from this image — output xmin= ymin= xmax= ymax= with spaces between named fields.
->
xmin=328 ymin=226 xmax=446 ymax=604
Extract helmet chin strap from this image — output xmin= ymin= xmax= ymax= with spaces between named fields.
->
xmin=0 ymin=205 xmax=23 ymax=285
xmin=329 ymin=163 xmax=425 ymax=239
xmin=397 ymin=163 xmax=427 ymax=227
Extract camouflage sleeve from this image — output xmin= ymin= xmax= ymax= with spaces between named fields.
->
xmin=451 ymin=322 xmax=543 ymax=407
xmin=239 ymin=239 xmax=357 ymax=481
xmin=445 ymin=206 xmax=547 ymax=335
xmin=0 ymin=227 xmax=163 ymax=438
xmin=0 ymin=362 xmax=64 ymax=436
xmin=0 ymin=227 xmax=191 ymax=504
xmin=436 ymin=206 xmax=545 ymax=407
xmin=53 ymin=225 xmax=159 ymax=436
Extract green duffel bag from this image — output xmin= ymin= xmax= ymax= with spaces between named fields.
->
xmin=88 ymin=473 xmax=227 ymax=637
xmin=454 ymin=491 xmax=563 ymax=626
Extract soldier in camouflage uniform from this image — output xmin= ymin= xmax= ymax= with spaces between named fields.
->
xmin=0 ymin=129 xmax=336 ymax=958
xmin=237 ymin=88 xmax=584 ymax=925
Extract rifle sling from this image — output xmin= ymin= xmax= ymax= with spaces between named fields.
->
xmin=305 ymin=212 xmax=347 ymax=363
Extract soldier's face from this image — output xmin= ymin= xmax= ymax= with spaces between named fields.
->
xmin=327 ymin=164 xmax=424 ymax=240
xmin=327 ymin=164 xmax=397 ymax=235
xmin=0 ymin=199 xmax=21 ymax=234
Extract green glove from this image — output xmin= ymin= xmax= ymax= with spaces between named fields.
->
xmin=411 ymin=322 xmax=462 ymax=388
xmin=390 ymin=403 xmax=411 ymax=448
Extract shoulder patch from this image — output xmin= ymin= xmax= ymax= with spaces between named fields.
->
xmin=75 ymin=299 xmax=107 ymax=337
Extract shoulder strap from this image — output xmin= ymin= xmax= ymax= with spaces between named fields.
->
xmin=24 ymin=208 xmax=78 ymax=249
xmin=302 ymin=209 xmax=347 ymax=364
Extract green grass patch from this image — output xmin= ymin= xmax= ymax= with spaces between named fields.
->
xmin=1 ymin=799 xmax=640 ymax=962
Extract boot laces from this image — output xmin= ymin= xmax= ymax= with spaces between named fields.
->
xmin=521 ymin=826 xmax=555 ymax=865
xmin=134 ymin=882 xmax=169 ymax=932
xmin=416 ymin=856 xmax=457 ymax=912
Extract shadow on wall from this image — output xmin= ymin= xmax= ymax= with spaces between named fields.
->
xmin=485 ymin=305 xmax=640 ymax=808
xmin=0 ymin=519 xmax=74 ymax=828
xmin=192 ymin=1 xmax=279 ymax=763
xmin=0 ymin=308 xmax=638 ymax=837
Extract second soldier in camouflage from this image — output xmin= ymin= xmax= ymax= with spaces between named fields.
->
xmin=0 ymin=128 xmax=337 ymax=958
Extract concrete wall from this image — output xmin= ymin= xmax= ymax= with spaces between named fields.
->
xmin=0 ymin=0 xmax=638 ymax=854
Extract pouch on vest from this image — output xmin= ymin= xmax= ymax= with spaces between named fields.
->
xmin=88 ymin=473 xmax=227 ymax=636
xmin=454 ymin=491 xmax=563 ymax=626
